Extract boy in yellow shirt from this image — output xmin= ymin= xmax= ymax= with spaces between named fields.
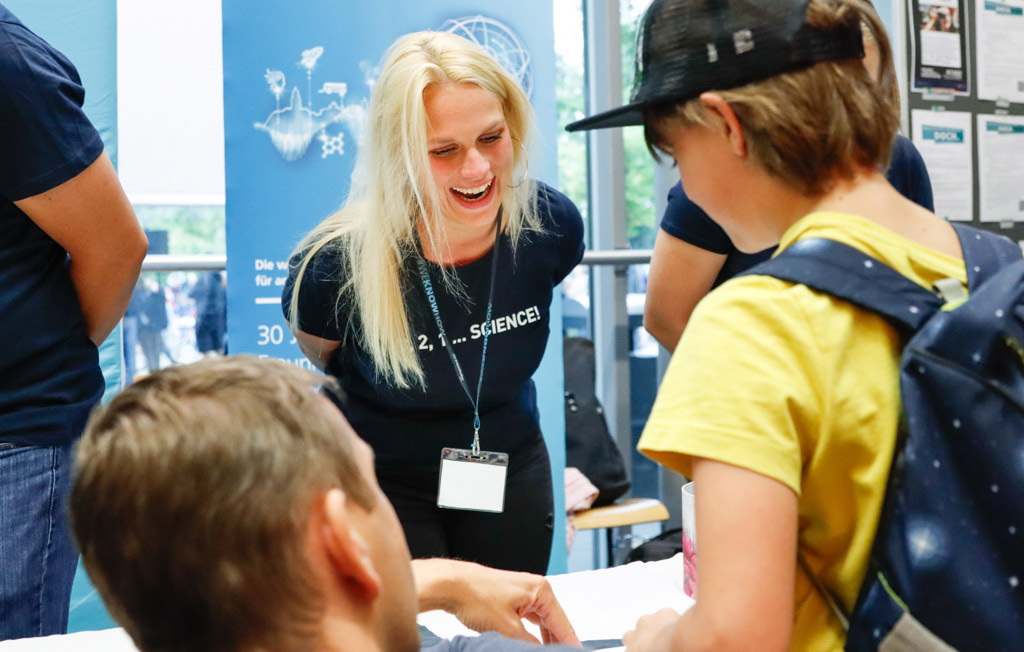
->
xmin=566 ymin=0 xmax=1005 ymax=650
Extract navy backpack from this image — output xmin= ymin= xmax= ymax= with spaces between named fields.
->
xmin=745 ymin=223 xmax=1024 ymax=651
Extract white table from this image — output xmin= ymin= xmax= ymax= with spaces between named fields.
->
xmin=0 ymin=556 xmax=692 ymax=652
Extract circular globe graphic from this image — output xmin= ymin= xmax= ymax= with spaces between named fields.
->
xmin=441 ymin=15 xmax=533 ymax=98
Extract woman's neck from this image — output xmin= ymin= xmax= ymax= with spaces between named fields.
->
xmin=418 ymin=213 xmax=503 ymax=267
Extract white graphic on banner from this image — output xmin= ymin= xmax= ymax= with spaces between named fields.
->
xmin=254 ymin=46 xmax=368 ymax=162
xmin=253 ymin=16 xmax=530 ymax=163
xmin=442 ymin=15 xmax=533 ymax=97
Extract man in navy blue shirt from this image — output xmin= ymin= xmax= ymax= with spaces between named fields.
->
xmin=0 ymin=3 xmax=147 ymax=639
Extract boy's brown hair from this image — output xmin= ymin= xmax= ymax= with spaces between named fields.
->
xmin=643 ymin=0 xmax=898 ymax=196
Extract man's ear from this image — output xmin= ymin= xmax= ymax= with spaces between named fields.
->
xmin=320 ymin=488 xmax=381 ymax=602
xmin=699 ymin=92 xmax=746 ymax=157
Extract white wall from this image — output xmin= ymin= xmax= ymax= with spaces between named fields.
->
xmin=117 ymin=0 xmax=225 ymax=205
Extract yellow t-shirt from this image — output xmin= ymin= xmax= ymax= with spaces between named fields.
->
xmin=638 ymin=212 xmax=966 ymax=651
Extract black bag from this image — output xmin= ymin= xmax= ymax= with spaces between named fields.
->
xmin=563 ymin=337 xmax=630 ymax=507
xmin=625 ymin=527 xmax=683 ymax=563
xmin=746 ymin=224 xmax=1024 ymax=652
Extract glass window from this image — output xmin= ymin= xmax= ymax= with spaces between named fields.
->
xmin=557 ymin=0 xmax=667 ymax=518
xmin=555 ymin=0 xmax=592 ymax=340
xmin=126 ymin=206 xmax=227 ymax=381
xmin=621 ymin=0 xmax=657 ymax=251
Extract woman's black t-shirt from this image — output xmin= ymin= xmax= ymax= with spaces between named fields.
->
xmin=283 ymin=182 xmax=584 ymax=469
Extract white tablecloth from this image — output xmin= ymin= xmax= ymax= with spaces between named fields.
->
xmin=420 ymin=554 xmax=691 ymax=647
xmin=0 ymin=556 xmax=692 ymax=652
xmin=0 ymin=628 xmax=136 ymax=652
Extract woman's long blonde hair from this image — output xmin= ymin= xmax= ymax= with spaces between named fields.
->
xmin=288 ymin=31 xmax=541 ymax=388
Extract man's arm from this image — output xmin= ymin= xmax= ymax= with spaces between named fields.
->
xmin=15 ymin=151 xmax=147 ymax=346
xmin=413 ymin=558 xmax=580 ymax=646
xmin=643 ymin=230 xmax=725 ymax=352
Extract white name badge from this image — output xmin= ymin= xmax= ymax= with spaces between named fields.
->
xmin=437 ymin=448 xmax=508 ymax=513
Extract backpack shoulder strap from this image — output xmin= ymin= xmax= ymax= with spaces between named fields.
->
xmin=740 ymin=238 xmax=943 ymax=332
xmin=950 ymin=222 xmax=1022 ymax=290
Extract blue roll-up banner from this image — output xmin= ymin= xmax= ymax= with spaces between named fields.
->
xmin=223 ymin=1 xmax=567 ymax=571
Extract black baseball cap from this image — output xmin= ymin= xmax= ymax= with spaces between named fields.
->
xmin=566 ymin=0 xmax=865 ymax=132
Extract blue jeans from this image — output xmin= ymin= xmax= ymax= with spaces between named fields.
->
xmin=0 ymin=442 xmax=77 ymax=640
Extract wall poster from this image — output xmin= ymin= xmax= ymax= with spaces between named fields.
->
xmin=976 ymin=114 xmax=1024 ymax=222
xmin=909 ymin=0 xmax=971 ymax=95
xmin=911 ymin=109 xmax=975 ymax=221
xmin=975 ymin=0 xmax=1024 ymax=103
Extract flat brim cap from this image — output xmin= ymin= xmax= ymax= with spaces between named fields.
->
xmin=567 ymin=0 xmax=864 ymax=132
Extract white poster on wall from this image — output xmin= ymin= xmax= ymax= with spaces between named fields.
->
xmin=975 ymin=0 xmax=1024 ymax=103
xmin=911 ymin=109 xmax=974 ymax=221
xmin=977 ymin=114 xmax=1024 ymax=222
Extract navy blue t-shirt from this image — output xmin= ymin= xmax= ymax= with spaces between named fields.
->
xmin=0 ymin=5 xmax=104 ymax=446
xmin=659 ymin=134 xmax=935 ymax=286
xmin=284 ymin=183 xmax=584 ymax=468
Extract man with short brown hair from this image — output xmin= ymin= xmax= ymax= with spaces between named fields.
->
xmin=70 ymin=356 xmax=581 ymax=652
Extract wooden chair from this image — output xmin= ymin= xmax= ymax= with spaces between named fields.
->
xmin=572 ymin=497 xmax=670 ymax=568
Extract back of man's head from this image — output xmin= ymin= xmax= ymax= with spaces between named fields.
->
xmin=70 ymin=356 xmax=376 ymax=652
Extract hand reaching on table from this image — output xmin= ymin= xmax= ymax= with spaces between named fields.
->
xmin=622 ymin=608 xmax=681 ymax=652
xmin=413 ymin=558 xmax=580 ymax=646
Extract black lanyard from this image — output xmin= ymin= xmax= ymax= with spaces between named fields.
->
xmin=415 ymin=207 xmax=502 ymax=455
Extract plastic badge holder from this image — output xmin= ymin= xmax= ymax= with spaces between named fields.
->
xmin=437 ymin=448 xmax=508 ymax=513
